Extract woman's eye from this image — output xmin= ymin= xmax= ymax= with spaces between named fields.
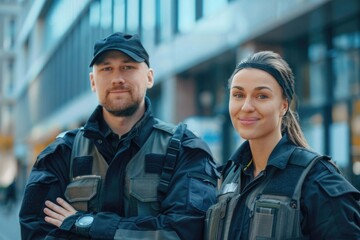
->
xmin=232 ymin=92 xmax=245 ymax=98
xmin=257 ymin=94 xmax=268 ymax=99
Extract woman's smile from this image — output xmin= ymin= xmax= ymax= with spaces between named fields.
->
xmin=239 ymin=117 xmax=259 ymax=126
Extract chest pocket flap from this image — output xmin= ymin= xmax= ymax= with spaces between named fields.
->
xmin=130 ymin=177 xmax=159 ymax=202
xmin=316 ymin=173 xmax=360 ymax=199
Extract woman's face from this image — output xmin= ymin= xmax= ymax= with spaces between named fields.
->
xmin=229 ymin=68 xmax=288 ymax=142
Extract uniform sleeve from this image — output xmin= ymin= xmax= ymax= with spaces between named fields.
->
xmin=61 ymin=138 xmax=219 ymax=240
xmin=19 ymin=137 xmax=79 ymax=240
xmin=301 ymin=159 xmax=360 ymax=239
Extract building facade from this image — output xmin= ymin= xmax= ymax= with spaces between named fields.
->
xmin=0 ymin=0 xmax=20 ymax=192
xmin=4 ymin=0 xmax=360 ymax=189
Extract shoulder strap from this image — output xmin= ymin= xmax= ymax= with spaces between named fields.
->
xmin=69 ymin=127 xmax=85 ymax=180
xmin=288 ymin=147 xmax=319 ymax=167
xmin=157 ymin=123 xmax=187 ymax=197
xmin=290 ymin=148 xmax=322 ymax=204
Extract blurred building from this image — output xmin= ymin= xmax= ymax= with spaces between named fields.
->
xmin=3 ymin=0 xmax=360 ymax=189
xmin=0 ymin=0 xmax=20 ymax=192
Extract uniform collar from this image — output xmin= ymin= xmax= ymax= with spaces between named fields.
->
xmin=83 ymin=97 xmax=155 ymax=147
xmin=230 ymin=134 xmax=297 ymax=171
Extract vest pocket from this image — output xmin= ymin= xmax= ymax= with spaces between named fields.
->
xmin=64 ymin=175 xmax=101 ymax=212
xmin=249 ymin=195 xmax=297 ymax=240
xmin=204 ymin=194 xmax=233 ymax=240
xmin=129 ymin=177 xmax=160 ymax=216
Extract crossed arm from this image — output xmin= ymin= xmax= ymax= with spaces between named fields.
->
xmin=20 ymin=145 xmax=218 ymax=239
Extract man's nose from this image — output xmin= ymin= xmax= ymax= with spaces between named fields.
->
xmin=112 ymin=72 xmax=125 ymax=85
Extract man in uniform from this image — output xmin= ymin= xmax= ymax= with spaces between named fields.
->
xmin=19 ymin=32 xmax=218 ymax=239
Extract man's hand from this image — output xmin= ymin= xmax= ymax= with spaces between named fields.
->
xmin=44 ymin=197 xmax=77 ymax=227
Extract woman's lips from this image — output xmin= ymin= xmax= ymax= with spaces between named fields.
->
xmin=239 ymin=117 xmax=258 ymax=125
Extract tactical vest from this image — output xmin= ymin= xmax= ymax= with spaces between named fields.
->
xmin=64 ymin=120 xmax=186 ymax=217
xmin=204 ymin=148 xmax=325 ymax=240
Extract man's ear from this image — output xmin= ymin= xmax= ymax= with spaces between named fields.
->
xmin=147 ymin=68 xmax=154 ymax=89
xmin=89 ymin=72 xmax=96 ymax=92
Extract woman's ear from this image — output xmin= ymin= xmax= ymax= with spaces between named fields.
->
xmin=281 ymin=100 xmax=289 ymax=117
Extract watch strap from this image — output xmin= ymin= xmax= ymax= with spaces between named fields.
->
xmin=59 ymin=211 xmax=83 ymax=231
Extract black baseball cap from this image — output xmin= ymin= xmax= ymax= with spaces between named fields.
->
xmin=89 ymin=32 xmax=149 ymax=67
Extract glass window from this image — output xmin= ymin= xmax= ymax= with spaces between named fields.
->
xmin=127 ymin=0 xmax=139 ymax=33
xmin=330 ymin=103 xmax=349 ymax=170
xmin=306 ymin=42 xmax=327 ymax=105
xmin=178 ymin=0 xmax=196 ymax=33
xmin=101 ymin=0 xmax=112 ymax=30
xmin=351 ymin=100 xmax=360 ymax=176
xmin=141 ymin=0 xmax=156 ymax=48
xmin=332 ymin=50 xmax=355 ymax=99
xmin=90 ymin=1 xmax=101 ymax=27
xmin=332 ymin=32 xmax=360 ymax=99
xmin=7 ymin=60 xmax=14 ymax=94
xmin=302 ymin=113 xmax=325 ymax=154
xmin=332 ymin=19 xmax=360 ymax=99
xmin=308 ymin=61 xmax=327 ymax=104
xmin=44 ymin=0 xmax=88 ymax=51
xmin=113 ymin=0 xmax=125 ymax=32
xmin=3 ymin=18 xmax=16 ymax=49
xmin=203 ymin=0 xmax=227 ymax=17
xmin=156 ymin=0 xmax=172 ymax=44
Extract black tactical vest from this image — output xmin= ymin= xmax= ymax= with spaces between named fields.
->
xmin=64 ymin=120 xmax=186 ymax=217
xmin=204 ymin=148 xmax=324 ymax=240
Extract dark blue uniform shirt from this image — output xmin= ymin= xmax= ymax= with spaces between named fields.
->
xmin=19 ymin=97 xmax=218 ymax=239
xmin=227 ymin=135 xmax=360 ymax=239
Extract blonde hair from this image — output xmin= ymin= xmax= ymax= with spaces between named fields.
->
xmin=229 ymin=51 xmax=309 ymax=148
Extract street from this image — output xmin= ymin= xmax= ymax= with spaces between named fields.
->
xmin=0 ymin=198 xmax=21 ymax=240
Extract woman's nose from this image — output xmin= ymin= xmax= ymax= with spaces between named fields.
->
xmin=241 ymin=97 xmax=255 ymax=112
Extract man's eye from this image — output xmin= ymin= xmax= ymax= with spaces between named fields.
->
xmin=102 ymin=67 xmax=112 ymax=71
xmin=122 ymin=66 xmax=133 ymax=70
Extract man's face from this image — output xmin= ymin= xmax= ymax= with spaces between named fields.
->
xmin=90 ymin=51 xmax=154 ymax=117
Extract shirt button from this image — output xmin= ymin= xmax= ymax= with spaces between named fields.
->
xmin=97 ymin=139 xmax=103 ymax=144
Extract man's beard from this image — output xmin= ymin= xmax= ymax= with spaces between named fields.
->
xmin=105 ymin=102 xmax=140 ymax=117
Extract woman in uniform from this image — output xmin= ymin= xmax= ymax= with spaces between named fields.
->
xmin=205 ymin=51 xmax=360 ymax=239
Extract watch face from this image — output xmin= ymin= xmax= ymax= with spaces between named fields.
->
xmin=78 ymin=215 xmax=94 ymax=226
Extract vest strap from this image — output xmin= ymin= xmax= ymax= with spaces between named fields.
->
xmin=158 ymin=123 xmax=187 ymax=197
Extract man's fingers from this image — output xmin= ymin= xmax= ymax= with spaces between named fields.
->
xmin=44 ymin=208 xmax=64 ymax=227
xmin=43 ymin=198 xmax=77 ymax=228
xmin=45 ymin=200 xmax=64 ymax=215
xmin=44 ymin=216 xmax=62 ymax=228
xmin=56 ymin=197 xmax=76 ymax=214
xmin=43 ymin=207 xmax=64 ymax=220
xmin=45 ymin=200 xmax=71 ymax=217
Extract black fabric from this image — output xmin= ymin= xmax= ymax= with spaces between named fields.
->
xmin=90 ymin=32 xmax=150 ymax=67
xmin=72 ymin=156 xmax=93 ymax=178
xmin=145 ymin=154 xmax=164 ymax=174
xmin=19 ymin=97 xmax=218 ymax=240
xmin=226 ymin=135 xmax=360 ymax=240
xmin=262 ymin=165 xmax=303 ymax=196
xmin=236 ymin=62 xmax=294 ymax=102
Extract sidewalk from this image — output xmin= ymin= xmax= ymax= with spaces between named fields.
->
xmin=0 ymin=199 xmax=21 ymax=240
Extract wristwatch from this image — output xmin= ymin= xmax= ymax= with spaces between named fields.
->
xmin=75 ymin=214 xmax=94 ymax=237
